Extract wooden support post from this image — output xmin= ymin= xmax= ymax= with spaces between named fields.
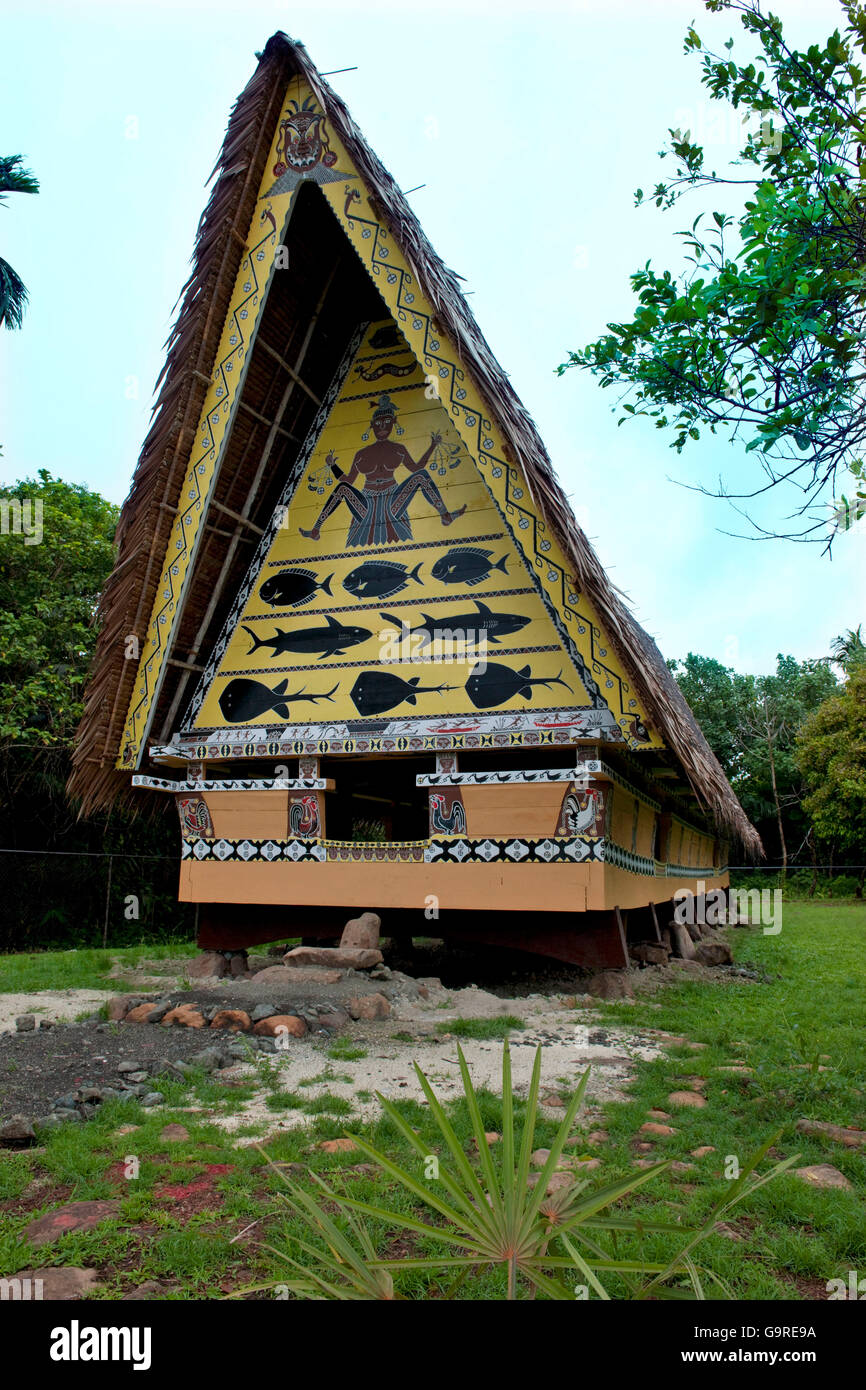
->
xmin=649 ymin=900 xmax=662 ymax=944
xmin=614 ymin=906 xmax=629 ymax=963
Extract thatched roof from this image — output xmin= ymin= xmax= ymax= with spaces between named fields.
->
xmin=69 ymin=32 xmax=761 ymax=856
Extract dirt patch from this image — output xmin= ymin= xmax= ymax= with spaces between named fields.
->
xmin=0 ymin=1018 xmax=245 ymax=1121
xmin=0 ymin=989 xmax=115 ymax=1034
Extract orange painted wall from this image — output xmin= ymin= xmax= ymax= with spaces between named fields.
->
xmin=179 ymin=857 xmax=728 ymax=914
xmin=602 ymin=864 xmax=729 ymax=910
xmin=459 ymin=784 xmax=566 ymax=839
xmin=180 ymin=858 xmax=592 ymax=913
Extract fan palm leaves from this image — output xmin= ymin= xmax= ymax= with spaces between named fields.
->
xmin=246 ymin=1042 xmax=796 ymax=1300
xmin=1 ymin=154 xmax=39 ymax=330
xmin=831 ymin=625 xmax=865 ymax=672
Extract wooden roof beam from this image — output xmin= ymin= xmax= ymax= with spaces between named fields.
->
xmin=256 ymin=337 xmax=322 ymax=406
xmin=237 ymin=398 xmax=299 ymax=440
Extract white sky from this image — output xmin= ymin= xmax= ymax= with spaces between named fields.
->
xmin=1 ymin=0 xmax=862 ymax=674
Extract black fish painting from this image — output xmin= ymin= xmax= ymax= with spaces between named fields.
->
xmin=465 ymin=662 xmax=573 ymax=711
xmin=350 ymin=670 xmax=455 ymax=717
xmin=218 ymin=677 xmax=338 ymax=724
xmin=431 ymin=547 xmax=509 ymax=587
xmin=343 ymin=559 xmax=423 ymax=600
xmin=259 ymin=568 xmax=333 ymax=609
xmin=379 ymin=600 xmax=530 ymax=647
xmin=242 ymin=616 xmax=371 ymax=660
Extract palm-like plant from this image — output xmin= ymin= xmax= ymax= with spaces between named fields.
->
xmin=246 ymin=1042 xmax=796 ymax=1300
xmin=1 ymin=155 xmax=39 ymax=330
xmin=831 ymin=625 xmax=865 ymax=672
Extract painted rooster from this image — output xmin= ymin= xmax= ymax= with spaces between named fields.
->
xmin=289 ymin=794 xmax=319 ymax=837
xmin=561 ymin=789 xmax=599 ymax=836
xmin=430 ymin=793 xmax=466 ymax=835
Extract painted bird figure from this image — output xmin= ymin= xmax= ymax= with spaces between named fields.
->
xmin=429 ymin=793 xmax=466 ymax=835
xmin=289 ymin=794 xmax=319 ymax=836
xmin=561 ymin=789 xmax=599 ymax=835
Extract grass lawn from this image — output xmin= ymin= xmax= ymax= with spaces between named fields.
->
xmin=0 ymin=942 xmax=192 ymax=994
xmin=0 ymin=902 xmax=863 ymax=1300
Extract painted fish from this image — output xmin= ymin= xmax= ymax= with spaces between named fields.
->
xmin=242 ymin=616 xmax=371 ymax=659
xmin=431 ymin=547 xmax=509 ymax=587
xmin=379 ymin=600 xmax=529 ymax=647
xmin=350 ymin=670 xmax=456 ymax=717
xmin=465 ymin=662 xmax=573 ymax=711
xmin=343 ymin=560 xmax=423 ymax=600
xmin=259 ymin=568 xmax=333 ymax=608
xmin=218 ymin=677 xmax=338 ymax=724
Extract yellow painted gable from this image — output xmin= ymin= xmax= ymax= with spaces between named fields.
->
xmin=190 ymin=321 xmax=593 ymax=731
xmin=121 ymin=72 xmax=661 ymax=762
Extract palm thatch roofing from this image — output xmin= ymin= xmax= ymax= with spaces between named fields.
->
xmin=68 ymin=31 xmax=761 ymax=856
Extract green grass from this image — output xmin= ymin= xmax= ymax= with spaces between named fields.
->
xmin=0 ymin=942 xmax=191 ymax=993
xmin=0 ymin=903 xmax=862 ymax=1300
xmin=303 ymin=1094 xmax=354 ymax=1117
xmin=437 ymin=1015 xmax=525 ymax=1040
xmin=266 ymin=1092 xmax=307 ymax=1112
xmin=582 ymin=902 xmax=866 ymax=1299
xmin=327 ymin=1038 xmax=368 ymax=1061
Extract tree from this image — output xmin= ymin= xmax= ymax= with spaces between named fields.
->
xmin=796 ymin=663 xmax=866 ymax=893
xmin=0 ymin=154 xmax=39 ymax=330
xmin=831 ymin=623 xmax=866 ymax=670
xmin=558 ymin=1 xmax=866 ymax=547
xmin=667 ymin=651 xmax=754 ymax=783
xmin=0 ymin=474 xmax=196 ymax=949
xmin=0 ymin=471 xmax=118 ymax=746
xmin=671 ymin=650 xmax=839 ymax=865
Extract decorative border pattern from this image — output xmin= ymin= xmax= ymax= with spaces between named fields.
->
xmin=666 ymin=862 xmax=724 ymax=878
xmin=160 ymin=706 xmax=619 ymax=759
xmin=133 ymin=774 xmax=328 ymax=793
xmin=182 ymin=837 xmax=326 ymax=863
xmin=417 ymin=764 xmax=603 ymax=786
xmin=424 ymin=836 xmax=603 ymax=864
xmin=178 ymin=832 xmax=727 ymax=876
xmin=602 ymin=840 xmax=656 ymax=877
xmin=180 ymin=833 xmax=603 ymax=865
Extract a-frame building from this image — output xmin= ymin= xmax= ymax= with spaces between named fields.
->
xmin=70 ymin=33 xmax=759 ymax=967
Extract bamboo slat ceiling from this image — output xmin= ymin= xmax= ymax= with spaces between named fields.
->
xmin=68 ymin=32 xmax=761 ymax=855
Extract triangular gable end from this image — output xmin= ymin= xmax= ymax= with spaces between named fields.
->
xmin=117 ymin=74 xmax=662 ymax=766
xmin=186 ymin=316 xmax=612 ymax=743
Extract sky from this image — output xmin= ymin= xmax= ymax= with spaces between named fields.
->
xmin=1 ymin=0 xmax=862 ymax=676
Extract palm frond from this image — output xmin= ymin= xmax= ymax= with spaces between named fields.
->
xmin=0 ymin=257 xmax=28 ymax=330
xmin=0 ymin=154 xmax=39 ymax=199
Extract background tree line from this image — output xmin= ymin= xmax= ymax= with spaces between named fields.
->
xmin=0 ymin=473 xmax=195 ymax=951
xmin=670 ymin=638 xmax=866 ymax=893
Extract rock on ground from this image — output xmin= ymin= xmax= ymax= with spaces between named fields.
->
xmin=339 ymin=911 xmax=381 ymax=950
xmin=795 ymin=1119 xmax=866 ymax=1148
xmin=794 ymin=1164 xmax=852 ymax=1191
xmin=13 ymin=1267 xmax=102 ymax=1300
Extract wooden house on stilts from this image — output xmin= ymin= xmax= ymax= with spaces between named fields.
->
xmin=70 ymin=33 xmax=760 ymax=968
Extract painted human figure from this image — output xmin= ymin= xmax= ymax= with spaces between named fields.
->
xmin=300 ymin=394 xmax=465 ymax=547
